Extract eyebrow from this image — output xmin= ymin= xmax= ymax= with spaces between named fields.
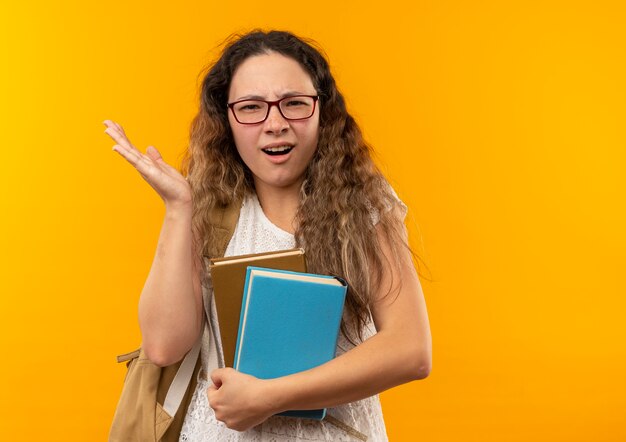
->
xmin=232 ymin=91 xmax=313 ymax=101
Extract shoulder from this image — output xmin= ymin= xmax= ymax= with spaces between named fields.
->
xmin=369 ymin=181 xmax=408 ymax=226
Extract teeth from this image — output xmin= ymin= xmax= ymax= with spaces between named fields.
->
xmin=264 ymin=145 xmax=292 ymax=152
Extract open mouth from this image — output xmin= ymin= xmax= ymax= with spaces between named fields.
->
xmin=262 ymin=145 xmax=294 ymax=156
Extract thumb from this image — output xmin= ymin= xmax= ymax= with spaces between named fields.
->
xmin=210 ymin=368 xmax=225 ymax=388
xmin=146 ymin=145 xmax=164 ymax=162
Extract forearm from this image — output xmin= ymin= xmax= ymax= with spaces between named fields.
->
xmin=268 ymin=329 xmax=431 ymax=412
xmin=138 ymin=202 xmax=201 ymax=365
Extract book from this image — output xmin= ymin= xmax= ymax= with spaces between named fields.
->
xmin=234 ymin=266 xmax=348 ymax=420
xmin=209 ymin=248 xmax=307 ymax=368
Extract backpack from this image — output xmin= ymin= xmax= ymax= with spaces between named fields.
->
xmin=108 ymin=198 xmax=242 ymax=442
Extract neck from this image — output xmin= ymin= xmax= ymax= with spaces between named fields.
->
xmin=253 ymin=179 xmax=302 ymax=235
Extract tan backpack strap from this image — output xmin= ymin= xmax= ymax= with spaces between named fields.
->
xmin=324 ymin=415 xmax=368 ymax=441
xmin=162 ymin=338 xmax=202 ymax=417
xmin=207 ymin=195 xmax=244 ymax=258
xmin=116 ymin=349 xmax=140 ymax=364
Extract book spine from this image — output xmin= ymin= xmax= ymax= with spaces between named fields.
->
xmin=233 ymin=266 xmax=254 ymax=370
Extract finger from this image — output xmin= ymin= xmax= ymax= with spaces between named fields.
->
xmin=145 ymin=147 xmax=182 ymax=177
xmin=103 ymin=120 xmax=124 ymax=135
xmin=206 ymin=386 xmax=218 ymax=408
xmin=112 ymin=144 xmax=157 ymax=176
xmin=103 ymin=124 xmax=141 ymax=155
xmin=103 ymin=122 xmax=161 ymax=171
xmin=111 ymin=144 xmax=142 ymax=166
xmin=112 ymin=120 xmax=128 ymax=136
xmin=103 ymin=119 xmax=128 ymax=138
xmin=104 ymin=127 xmax=139 ymax=154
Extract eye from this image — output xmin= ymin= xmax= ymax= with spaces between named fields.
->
xmin=284 ymin=99 xmax=309 ymax=107
xmin=236 ymin=102 xmax=264 ymax=112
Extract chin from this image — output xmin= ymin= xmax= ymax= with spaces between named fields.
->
xmin=255 ymin=174 xmax=303 ymax=191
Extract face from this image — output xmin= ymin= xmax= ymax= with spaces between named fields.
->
xmin=227 ymin=51 xmax=320 ymax=192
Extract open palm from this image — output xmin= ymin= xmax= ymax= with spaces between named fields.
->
xmin=104 ymin=120 xmax=191 ymax=208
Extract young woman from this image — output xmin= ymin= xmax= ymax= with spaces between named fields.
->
xmin=104 ymin=30 xmax=431 ymax=441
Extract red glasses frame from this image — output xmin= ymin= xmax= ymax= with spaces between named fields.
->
xmin=227 ymin=95 xmax=320 ymax=124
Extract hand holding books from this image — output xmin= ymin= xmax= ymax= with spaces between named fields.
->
xmin=206 ymin=366 xmax=278 ymax=432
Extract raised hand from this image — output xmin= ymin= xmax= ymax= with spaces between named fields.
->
xmin=104 ymin=120 xmax=192 ymax=209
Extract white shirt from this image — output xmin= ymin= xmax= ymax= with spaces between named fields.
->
xmin=180 ymin=191 xmax=404 ymax=442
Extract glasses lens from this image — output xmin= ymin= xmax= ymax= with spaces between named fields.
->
xmin=233 ymin=100 xmax=269 ymax=124
xmin=280 ymin=96 xmax=315 ymax=120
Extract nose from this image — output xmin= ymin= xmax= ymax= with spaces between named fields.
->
xmin=264 ymin=103 xmax=289 ymax=134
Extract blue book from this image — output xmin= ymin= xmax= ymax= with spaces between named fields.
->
xmin=234 ymin=266 xmax=348 ymax=420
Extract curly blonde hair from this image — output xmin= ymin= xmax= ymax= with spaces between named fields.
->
xmin=181 ymin=30 xmax=420 ymax=344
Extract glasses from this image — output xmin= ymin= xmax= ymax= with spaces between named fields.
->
xmin=227 ymin=95 xmax=319 ymax=124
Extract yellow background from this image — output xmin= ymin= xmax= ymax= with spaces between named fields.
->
xmin=1 ymin=0 xmax=625 ymax=440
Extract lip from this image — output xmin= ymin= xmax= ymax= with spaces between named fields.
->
xmin=261 ymin=142 xmax=295 ymax=165
xmin=262 ymin=141 xmax=295 ymax=150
